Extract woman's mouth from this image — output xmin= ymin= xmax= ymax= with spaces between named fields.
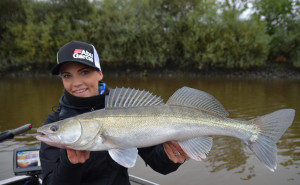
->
xmin=73 ymin=88 xmax=88 ymax=95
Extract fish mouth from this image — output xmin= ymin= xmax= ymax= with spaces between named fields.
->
xmin=36 ymin=134 xmax=52 ymax=143
xmin=36 ymin=130 xmax=53 ymax=143
xmin=36 ymin=130 xmax=62 ymax=148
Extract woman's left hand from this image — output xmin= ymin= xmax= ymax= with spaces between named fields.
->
xmin=163 ymin=141 xmax=189 ymax=163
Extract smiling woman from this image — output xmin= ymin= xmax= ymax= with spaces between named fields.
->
xmin=38 ymin=40 xmax=188 ymax=185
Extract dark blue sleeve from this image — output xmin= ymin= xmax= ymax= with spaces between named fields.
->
xmin=138 ymin=144 xmax=181 ymax=175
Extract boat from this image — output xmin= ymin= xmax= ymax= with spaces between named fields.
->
xmin=0 ymin=174 xmax=158 ymax=185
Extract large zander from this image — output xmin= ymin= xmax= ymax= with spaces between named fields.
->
xmin=36 ymin=87 xmax=295 ymax=171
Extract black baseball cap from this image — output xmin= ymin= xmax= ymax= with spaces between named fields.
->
xmin=51 ymin=41 xmax=101 ymax=75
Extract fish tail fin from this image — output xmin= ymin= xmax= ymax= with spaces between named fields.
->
xmin=248 ymin=109 xmax=295 ymax=172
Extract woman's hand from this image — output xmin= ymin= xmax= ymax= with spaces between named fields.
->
xmin=66 ymin=149 xmax=90 ymax=164
xmin=163 ymin=141 xmax=189 ymax=163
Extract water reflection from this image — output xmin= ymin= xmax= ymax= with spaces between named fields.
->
xmin=0 ymin=76 xmax=299 ymax=185
xmin=207 ymin=137 xmax=248 ymax=172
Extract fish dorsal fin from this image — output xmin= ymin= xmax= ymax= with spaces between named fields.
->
xmin=106 ymin=87 xmax=164 ymax=108
xmin=166 ymin=87 xmax=229 ymax=117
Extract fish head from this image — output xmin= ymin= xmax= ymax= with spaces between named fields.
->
xmin=36 ymin=118 xmax=82 ymax=149
xmin=37 ymin=118 xmax=103 ymax=150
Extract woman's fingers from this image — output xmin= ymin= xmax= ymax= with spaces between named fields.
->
xmin=67 ymin=149 xmax=91 ymax=164
xmin=163 ymin=141 xmax=189 ymax=163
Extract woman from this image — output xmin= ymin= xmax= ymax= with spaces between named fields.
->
xmin=40 ymin=41 xmax=188 ymax=185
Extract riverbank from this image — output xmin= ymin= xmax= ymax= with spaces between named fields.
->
xmin=1 ymin=65 xmax=300 ymax=79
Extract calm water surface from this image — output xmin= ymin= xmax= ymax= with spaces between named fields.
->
xmin=0 ymin=76 xmax=299 ymax=185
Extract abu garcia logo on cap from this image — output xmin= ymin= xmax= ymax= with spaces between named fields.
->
xmin=73 ymin=49 xmax=94 ymax=63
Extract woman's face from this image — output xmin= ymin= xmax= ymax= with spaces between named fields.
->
xmin=60 ymin=62 xmax=103 ymax=97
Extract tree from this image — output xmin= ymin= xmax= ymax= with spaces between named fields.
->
xmin=253 ymin=0 xmax=300 ymax=67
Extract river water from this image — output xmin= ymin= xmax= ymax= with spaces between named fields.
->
xmin=0 ymin=75 xmax=299 ymax=185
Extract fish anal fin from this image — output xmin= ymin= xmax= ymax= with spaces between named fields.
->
xmin=178 ymin=137 xmax=213 ymax=161
xmin=108 ymin=148 xmax=138 ymax=168
xmin=167 ymin=87 xmax=229 ymax=117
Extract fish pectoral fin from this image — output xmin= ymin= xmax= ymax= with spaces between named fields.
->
xmin=178 ymin=137 xmax=213 ymax=161
xmin=108 ymin=147 xmax=138 ymax=168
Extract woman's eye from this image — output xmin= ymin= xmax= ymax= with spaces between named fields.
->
xmin=82 ymin=71 xmax=89 ymax=75
xmin=63 ymin=74 xmax=71 ymax=79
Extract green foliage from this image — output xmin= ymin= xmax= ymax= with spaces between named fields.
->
xmin=0 ymin=0 xmax=95 ymax=72
xmin=253 ymin=0 xmax=296 ymax=34
xmin=269 ymin=19 xmax=300 ymax=67
xmin=91 ymin=0 xmax=172 ymax=69
xmin=253 ymin=0 xmax=300 ymax=67
xmin=164 ymin=0 xmax=270 ymax=69
xmin=0 ymin=0 xmax=298 ymax=73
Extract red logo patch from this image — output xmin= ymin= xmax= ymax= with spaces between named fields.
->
xmin=74 ymin=49 xmax=82 ymax=54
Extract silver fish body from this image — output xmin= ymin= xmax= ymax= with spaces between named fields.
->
xmin=37 ymin=87 xmax=295 ymax=171
xmin=77 ymin=105 xmax=253 ymax=150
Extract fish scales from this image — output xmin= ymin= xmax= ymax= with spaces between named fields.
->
xmin=80 ymin=105 xmax=258 ymax=149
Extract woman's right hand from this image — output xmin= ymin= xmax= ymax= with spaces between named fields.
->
xmin=66 ymin=149 xmax=90 ymax=164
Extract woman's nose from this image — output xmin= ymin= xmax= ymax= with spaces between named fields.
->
xmin=72 ymin=76 xmax=83 ymax=87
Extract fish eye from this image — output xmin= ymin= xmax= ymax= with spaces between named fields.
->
xmin=50 ymin=125 xmax=59 ymax=132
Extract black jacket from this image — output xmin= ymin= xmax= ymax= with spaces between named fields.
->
xmin=40 ymin=87 xmax=181 ymax=185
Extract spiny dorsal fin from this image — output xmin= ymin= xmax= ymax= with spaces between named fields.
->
xmin=166 ymin=87 xmax=229 ymax=117
xmin=106 ymin=87 xmax=164 ymax=108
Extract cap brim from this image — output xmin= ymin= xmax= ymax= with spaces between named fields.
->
xmin=51 ymin=60 xmax=100 ymax=75
xmin=51 ymin=61 xmax=68 ymax=75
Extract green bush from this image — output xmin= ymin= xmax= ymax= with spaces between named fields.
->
xmin=0 ymin=0 xmax=298 ymax=74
